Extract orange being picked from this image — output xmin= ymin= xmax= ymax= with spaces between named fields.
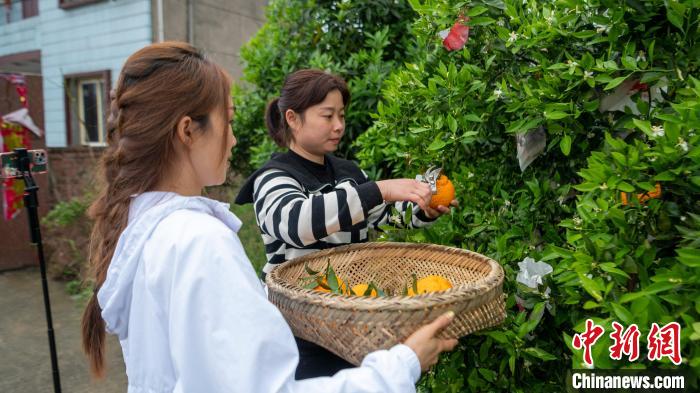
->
xmin=351 ymin=283 xmax=378 ymax=297
xmin=407 ymin=275 xmax=453 ymax=296
xmin=429 ymin=175 xmax=456 ymax=209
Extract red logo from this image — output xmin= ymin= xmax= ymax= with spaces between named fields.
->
xmin=647 ymin=322 xmax=682 ymax=365
xmin=572 ymin=319 xmax=605 ymax=366
xmin=609 ymin=322 xmax=641 ymax=362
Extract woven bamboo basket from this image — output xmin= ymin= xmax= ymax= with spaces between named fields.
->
xmin=266 ymin=242 xmax=506 ymax=366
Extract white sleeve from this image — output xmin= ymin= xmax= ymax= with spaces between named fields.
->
xmin=167 ymin=219 xmax=420 ymax=393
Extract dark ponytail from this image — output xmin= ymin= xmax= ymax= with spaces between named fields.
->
xmin=265 ymin=97 xmax=288 ymax=147
xmin=265 ymin=69 xmax=350 ymax=148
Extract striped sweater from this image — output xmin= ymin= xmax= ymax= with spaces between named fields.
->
xmin=235 ymin=151 xmax=436 ymax=277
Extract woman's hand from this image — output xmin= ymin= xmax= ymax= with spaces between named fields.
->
xmin=403 ymin=311 xmax=459 ymax=371
xmin=422 ymin=199 xmax=459 ymax=219
xmin=376 ymin=179 xmax=432 ymax=211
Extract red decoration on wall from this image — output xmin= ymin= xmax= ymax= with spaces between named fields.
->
xmin=0 ymin=73 xmax=32 ymax=220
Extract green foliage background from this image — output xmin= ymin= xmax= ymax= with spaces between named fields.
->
xmin=234 ymin=0 xmax=699 ymax=391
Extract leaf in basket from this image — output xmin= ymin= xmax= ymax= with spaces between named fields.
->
xmin=302 ymin=280 xmax=319 ymax=290
xmin=370 ymin=282 xmax=386 ymax=297
xmin=401 ymin=283 xmax=408 ymax=296
xmin=411 ymin=273 xmax=419 ymax=295
xmin=326 ymin=263 xmax=340 ymax=292
xmin=304 ymin=261 xmax=320 ymax=276
xmin=298 ymin=275 xmax=318 ymax=287
xmin=315 ymin=276 xmax=331 ymax=290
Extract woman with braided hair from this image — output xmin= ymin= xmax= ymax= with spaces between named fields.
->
xmin=81 ymin=42 xmax=457 ymax=393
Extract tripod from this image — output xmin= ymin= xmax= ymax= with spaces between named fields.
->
xmin=15 ymin=148 xmax=62 ymax=393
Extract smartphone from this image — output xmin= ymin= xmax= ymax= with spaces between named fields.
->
xmin=0 ymin=149 xmax=48 ymax=179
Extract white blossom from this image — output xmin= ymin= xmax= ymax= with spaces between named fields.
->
xmin=583 ymin=70 xmax=594 ymax=79
xmin=389 ymin=214 xmax=402 ymax=225
xmin=652 ymin=125 xmax=665 ymax=137
xmin=508 ymin=31 xmax=518 ymax=43
xmin=516 ymin=257 xmax=553 ymax=289
xmin=493 ymin=88 xmax=503 ymax=99
xmin=636 ymin=51 xmax=647 ymax=62
xmin=594 ymin=24 xmax=609 ymax=34
xmin=676 ymin=137 xmax=688 ymax=152
xmin=600 ymin=183 xmax=608 ymax=190
xmin=573 ymin=216 xmax=583 ymax=226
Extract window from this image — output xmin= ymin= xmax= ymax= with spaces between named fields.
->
xmin=22 ymin=0 xmax=38 ymax=18
xmin=58 ymin=0 xmax=105 ymax=10
xmin=1 ymin=0 xmax=37 ymax=24
xmin=64 ymin=71 xmax=110 ymax=147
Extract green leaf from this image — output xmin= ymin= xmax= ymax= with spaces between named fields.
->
xmin=447 ymin=114 xmax=458 ymax=133
xmin=465 ymin=113 xmax=483 ymax=122
xmin=487 ymin=331 xmax=509 ymax=345
xmin=466 ymin=6 xmax=489 ymax=17
xmin=523 ymin=347 xmax=557 ymax=361
xmin=678 ymin=248 xmax=700 ymax=267
xmin=579 ymin=274 xmax=603 ymax=301
xmin=632 ymin=119 xmax=652 ymax=136
xmin=599 ymin=263 xmax=630 ymax=278
xmin=427 ymin=137 xmax=448 ymax=151
xmin=654 ymin=171 xmax=676 ymax=181
xmin=604 ymin=75 xmax=630 ymax=91
xmin=667 ymin=9 xmax=684 ymax=30
xmin=610 ymin=303 xmax=633 ymax=324
xmin=616 ymin=182 xmax=635 ymax=192
xmin=560 ymin=135 xmax=572 ymax=156
xmin=545 ymin=111 xmax=569 ymax=120
xmin=304 ymin=262 xmax=320 ymax=276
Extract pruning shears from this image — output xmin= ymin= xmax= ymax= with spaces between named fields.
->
xmin=416 ymin=165 xmax=442 ymax=194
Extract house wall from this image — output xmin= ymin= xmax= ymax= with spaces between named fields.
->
xmin=39 ymin=0 xmax=153 ymax=148
xmin=0 ymin=2 xmax=41 ymax=57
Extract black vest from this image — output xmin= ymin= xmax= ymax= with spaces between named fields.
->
xmin=234 ymin=151 xmax=368 ymax=205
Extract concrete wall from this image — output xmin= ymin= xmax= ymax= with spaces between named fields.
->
xmin=158 ymin=0 xmax=267 ymax=79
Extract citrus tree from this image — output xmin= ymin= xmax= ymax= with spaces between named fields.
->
xmin=354 ymin=0 xmax=699 ymax=391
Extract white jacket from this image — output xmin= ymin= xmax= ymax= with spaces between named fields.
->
xmin=98 ymin=192 xmax=420 ymax=393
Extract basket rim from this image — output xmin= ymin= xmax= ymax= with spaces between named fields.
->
xmin=265 ymin=242 xmax=504 ymax=312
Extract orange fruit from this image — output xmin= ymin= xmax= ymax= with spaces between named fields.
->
xmin=407 ymin=275 xmax=453 ymax=296
xmin=351 ymin=283 xmax=378 ymax=297
xmin=314 ymin=276 xmax=348 ymax=293
xmin=621 ymin=182 xmax=662 ymax=206
xmin=429 ymin=175 xmax=455 ymax=209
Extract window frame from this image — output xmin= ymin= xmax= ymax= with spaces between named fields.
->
xmin=64 ymin=70 xmax=111 ymax=147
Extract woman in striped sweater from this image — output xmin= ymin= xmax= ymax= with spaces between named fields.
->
xmin=235 ymin=69 xmax=457 ymax=379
